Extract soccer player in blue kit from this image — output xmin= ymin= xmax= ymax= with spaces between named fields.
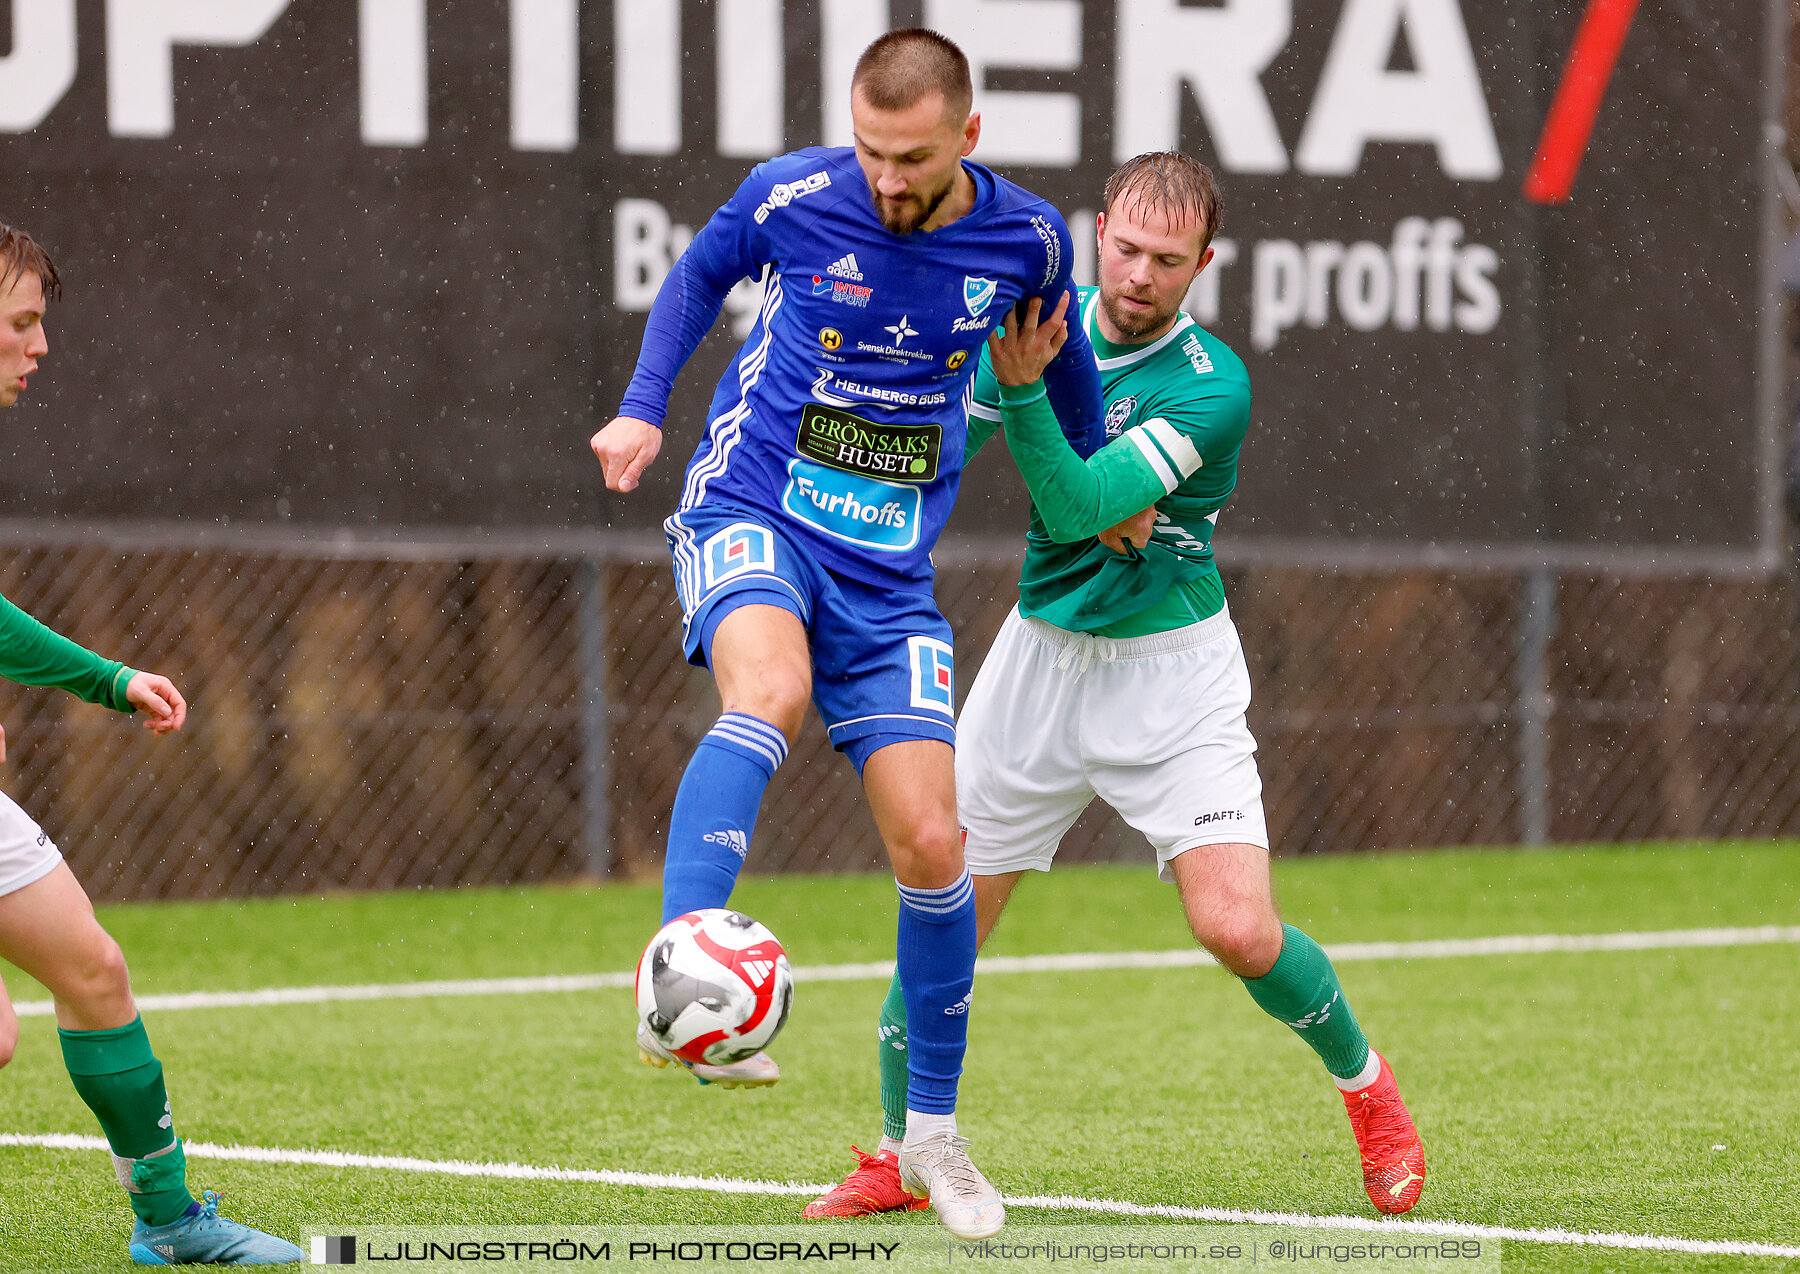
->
xmin=589 ymin=30 xmax=1104 ymax=1239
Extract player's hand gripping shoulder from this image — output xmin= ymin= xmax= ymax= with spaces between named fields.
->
xmin=590 ymin=415 xmax=663 ymax=493
xmin=987 ymin=293 xmax=1071 ymax=388
xmin=126 ymin=672 xmax=187 ymax=735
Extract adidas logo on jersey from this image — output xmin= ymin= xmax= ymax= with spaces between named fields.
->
xmin=828 ymin=253 xmax=864 ymax=281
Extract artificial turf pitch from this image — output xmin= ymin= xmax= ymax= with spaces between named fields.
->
xmin=0 ymin=842 xmax=1796 ymax=1271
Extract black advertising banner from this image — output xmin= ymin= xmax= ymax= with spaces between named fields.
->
xmin=0 ymin=0 xmax=1779 ymax=564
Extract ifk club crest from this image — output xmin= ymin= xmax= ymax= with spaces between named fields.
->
xmin=962 ymin=276 xmax=997 ymax=317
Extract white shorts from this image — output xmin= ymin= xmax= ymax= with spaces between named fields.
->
xmin=956 ymin=605 xmax=1269 ymax=883
xmin=0 ymin=789 xmax=62 ymax=899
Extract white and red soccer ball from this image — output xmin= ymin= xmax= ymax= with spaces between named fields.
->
xmin=635 ymin=909 xmax=794 ymax=1066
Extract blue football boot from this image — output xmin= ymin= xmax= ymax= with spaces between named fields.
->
xmin=128 ymin=1191 xmax=303 ymax=1265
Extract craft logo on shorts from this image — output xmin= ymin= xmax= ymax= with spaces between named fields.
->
xmin=1193 ymin=809 xmax=1246 ymax=827
xmin=701 ymin=522 xmax=776 ymax=589
xmin=1105 ymin=395 xmax=1138 ymax=438
xmin=908 ymin=635 xmax=956 ymax=715
xmin=310 ymin=1235 xmax=356 ymax=1264
xmin=796 ymin=403 xmax=940 ymax=483
xmin=818 ymin=327 xmax=842 ymax=351
xmin=946 ymin=349 xmax=968 ymax=371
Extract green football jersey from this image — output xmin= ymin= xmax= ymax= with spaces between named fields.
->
xmin=969 ymin=286 xmax=1252 ymax=635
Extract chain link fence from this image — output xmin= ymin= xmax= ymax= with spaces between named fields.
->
xmin=2 ymin=544 xmax=1797 ymax=902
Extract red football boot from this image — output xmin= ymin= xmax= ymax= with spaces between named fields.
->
xmin=803 ymin=1146 xmax=931 ymax=1218
xmin=1340 ymin=1053 xmax=1427 ymax=1215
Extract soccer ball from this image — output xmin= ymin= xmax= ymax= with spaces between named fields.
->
xmin=635 ymin=909 xmax=794 ymax=1066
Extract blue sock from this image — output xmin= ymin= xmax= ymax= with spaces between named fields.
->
xmin=661 ymin=713 xmax=788 ymax=923
xmin=895 ymin=870 xmax=977 ymax=1114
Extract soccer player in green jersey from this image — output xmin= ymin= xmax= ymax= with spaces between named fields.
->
xmin=805 ymin=155 xmax=1427 ymax=1220
xmin=0 ymin=223 xmax=303 ymax=1265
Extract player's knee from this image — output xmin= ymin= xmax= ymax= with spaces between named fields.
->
xmin=63 ymin=932 xmax=134 ymax=1010
xmin=723 ymin=668 xmax=811 ymax=741
xmin=889 ymin=810 xmax=964 ymax=887
xmin=1196 ymin=910 xmax=1282 ymax=978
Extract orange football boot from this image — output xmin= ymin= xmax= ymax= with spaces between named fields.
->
xmin=1341 ymin=1053 xmax=1427 ymax=1215
xmin=803 ymin=1146 xmax=931 ymax=1218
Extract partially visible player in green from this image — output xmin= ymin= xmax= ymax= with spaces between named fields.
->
xmin=805 ymin=154 xmax=1426 ymax=1219
xmin=0 ymin=222 xmax=304 ymax=1265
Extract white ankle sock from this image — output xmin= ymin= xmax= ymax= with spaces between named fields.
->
xmin=877 ymin=1135 xmax=903 ymax=1158
xmin=904 ymin=1110 xmax=958 ymax=1142
xmin=1332 ymin=1051 xmax=1383 ymax=1092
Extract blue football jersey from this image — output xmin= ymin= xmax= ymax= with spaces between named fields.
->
xmin=619 ymin=146 xmax=1104 ymax=589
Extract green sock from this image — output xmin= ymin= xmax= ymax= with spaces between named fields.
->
xmin=878 ymin=970 xmax=909 ymax=1144
xmin=59 ymin=1017 xmax=196 ymax=1226
xmin=1241 ymin=925 xmax=1373 ymax=1081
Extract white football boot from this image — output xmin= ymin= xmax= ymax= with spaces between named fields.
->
xmin=635 ymin=1022 xmax=780 ymax=1088
xmin=898 ymin=1131 xmax=1006 ymax=1239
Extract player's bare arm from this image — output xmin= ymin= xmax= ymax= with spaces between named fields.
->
xmin=590 ymin=415 xmax=663 ymax=493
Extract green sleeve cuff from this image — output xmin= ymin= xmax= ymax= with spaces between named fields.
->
xmin=108 ymin=665 xmax=139 ymax=714
xmin=997 ymin=380 xmax=1048 ymax=407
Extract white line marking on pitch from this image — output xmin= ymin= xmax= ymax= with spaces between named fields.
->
xmin=3 ymin=1133 xmax=1796 ymax=1260
xmin=12 ymin=924 xmax=1800 ymax=1018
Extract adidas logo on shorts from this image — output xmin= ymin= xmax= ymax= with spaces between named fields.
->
xmin=828 ymin=253 xmax=864 ymax=281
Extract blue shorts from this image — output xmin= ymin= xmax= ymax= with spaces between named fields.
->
xmin=665 ymin=503 xmax=956 ymax=764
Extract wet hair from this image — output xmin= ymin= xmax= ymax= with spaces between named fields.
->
xmin=0 ymin=221 xmax=60 ymax=301
xmin=1103 ymin=153 xmax=1224 ymax=255
xmin=851 ymin=29 xmax=974 ymax=125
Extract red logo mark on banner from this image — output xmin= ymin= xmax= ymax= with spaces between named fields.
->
xmin=1524 ymin=0 xmax=1643 ymax=204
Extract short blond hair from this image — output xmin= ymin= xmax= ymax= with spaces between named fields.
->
xmin=1103 ymin=153 xmax=1223 ymax=255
